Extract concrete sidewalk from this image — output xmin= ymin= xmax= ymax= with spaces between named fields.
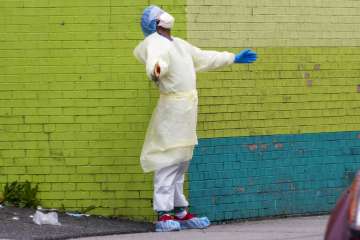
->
xmin=73 ymin=215 xmax=328 ymax=240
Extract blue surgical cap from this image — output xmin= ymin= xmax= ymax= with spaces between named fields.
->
xmin=141 ymin=5 xmax=164 ymax=37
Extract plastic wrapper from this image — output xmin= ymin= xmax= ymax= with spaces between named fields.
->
xmin=33 ymin=210 xmax=61 ymax=226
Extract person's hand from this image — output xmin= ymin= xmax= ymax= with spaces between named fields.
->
xmin=234 ymin=49 xmax=257 ymax=64
xmin=154 ymin=63 xmax=161 ymax=78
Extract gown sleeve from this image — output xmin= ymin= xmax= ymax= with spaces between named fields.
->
xmin=133 ymin=37 xmax=170 ymax=81
xmin=184 ymin=40 xmax=235 ymax=72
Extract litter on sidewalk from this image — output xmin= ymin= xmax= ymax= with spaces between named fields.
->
xmin=0 ymin=205 xmax=154 ymax=239
xmin=33 ymin=210 xmax=61 ymax=226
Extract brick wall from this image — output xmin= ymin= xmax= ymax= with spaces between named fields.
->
xmin=0 ymin=0 xmax=186 ymax=220
xmin=187 ymin=0 xmax=360 ymax=221
xmin=187 ymin=0 xmax=360 ymax=48
xmin=190 ymin=132 xmax=360 ymax=221
xmin=186 ymin=0 xmax=360 ymax=138
xmin=1 ymin=0 xmax=360 ymax=222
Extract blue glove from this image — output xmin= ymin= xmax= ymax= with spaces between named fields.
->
xmin=234 ymin=49 xmax=257 ymax=64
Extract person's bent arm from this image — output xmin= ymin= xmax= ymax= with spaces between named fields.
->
xmin=134 ymin=40 xmax=170 ymax=82
xmin=145 ymin=40 xmax=170 ymax=81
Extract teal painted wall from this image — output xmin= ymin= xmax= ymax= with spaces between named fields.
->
xmin=189 ymin=131 xmax=360 ymax=221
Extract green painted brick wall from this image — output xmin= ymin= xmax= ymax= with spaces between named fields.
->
xmin=0 ymin=0 xmax=186 ymax=221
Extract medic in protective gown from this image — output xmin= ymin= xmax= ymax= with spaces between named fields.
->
xmin=133 ymin=5 xmax=257 ymax=232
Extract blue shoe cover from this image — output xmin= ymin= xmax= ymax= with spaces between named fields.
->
xmin=179 ymin=217 xmax=210 ymax=229
xmin=155 ymin=220 xmax=181 ymax=232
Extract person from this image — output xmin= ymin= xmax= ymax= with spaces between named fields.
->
xmin=133 ymin=5 xmax=257 ymax=232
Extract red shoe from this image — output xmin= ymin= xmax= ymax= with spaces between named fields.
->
xmin=159 ymin=214 xmax=174 ymax=221
xmin=174 ymin=212 xmax=195 ymax=221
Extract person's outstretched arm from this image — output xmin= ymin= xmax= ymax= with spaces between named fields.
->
xmin=184 ymin=40 xmax=257 ymax=72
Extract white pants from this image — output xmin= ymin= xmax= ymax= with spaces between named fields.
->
xmin=153 ymin=161 xmax=190 ymax=212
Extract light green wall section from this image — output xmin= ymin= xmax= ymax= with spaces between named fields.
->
xmin=195 ymin=47 xmax=360 ymax=138
xmin=187 ymin=0 xmax=360 ymax=47
xmin=186 ymin=1 xmax=360 ymax=139
xmin=0 ymin=0 xmax=187 ymax=220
